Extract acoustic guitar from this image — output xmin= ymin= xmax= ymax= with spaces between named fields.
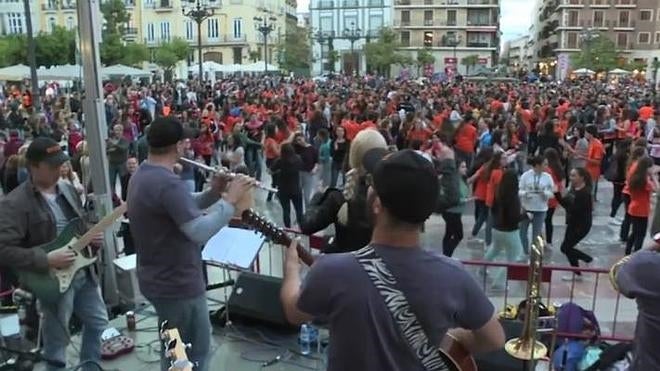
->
xmin=17 ymin=204 xmax=127 ymax=304
xmin=160 ymin=321 xmax=194 ymax=371
xmin=241 ymin=209 xmax=478 ymax=371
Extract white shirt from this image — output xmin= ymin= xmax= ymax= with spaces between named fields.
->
xmin=518 ymin=169 xmax=555 ymax=212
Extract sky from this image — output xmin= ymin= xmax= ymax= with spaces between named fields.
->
xmin=296 ymin=0 xmax=534 ymax=42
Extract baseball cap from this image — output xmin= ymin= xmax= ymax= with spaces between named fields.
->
xmin=25 ymin=137 xmax=69 ymax=166
xmin=363 ymin=148 xmax=439 ymax=224
xmin=147 ymin=116 xmax=194 ymax=148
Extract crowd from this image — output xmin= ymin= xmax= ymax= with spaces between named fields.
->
xmin=0 ymin=75 xmax=659 ymax=271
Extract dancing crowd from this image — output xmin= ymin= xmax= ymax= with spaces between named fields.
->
xmin=0 ymin=75 xmax=658 ymax=278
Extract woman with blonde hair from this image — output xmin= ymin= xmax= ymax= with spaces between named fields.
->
xmin=59 ymin=160 xmax=84 ymax=195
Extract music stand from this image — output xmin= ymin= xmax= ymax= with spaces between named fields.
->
xmin=202 ymin=227 xmax=266 ymax=327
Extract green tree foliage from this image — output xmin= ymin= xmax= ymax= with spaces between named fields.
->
xmin=652 ymin=57 xmax=660 ymax=84
xmin=570 ymin=34 xmax=619 ymax=72
xmin=101 ymin=0 xmax=130 ymax=36
xmin=0 ymin=35 xmax=27 ymax=67
xmin=415 ymin=48 xmax=435 ymax=75
xmin=327 ymin=50 xmax=339 ymax=72
xmin=99 ymin=0 xmax=147 ymax=66
xmin=461 ymin=54 xmax=480 ymax=75
xmin=278 ymin=26 xmax=311 ymax=75
xmin=154 ymin=37 xmax=190 ymax=81
xmin=0 ymin=27 xmax=75 ymax=67
xmin=364 ymin=28 xmax=413 ymax=77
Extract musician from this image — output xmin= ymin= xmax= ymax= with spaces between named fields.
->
xmin=281 ymin=149 xmax=505 ymax=370
xmin=0 ymin=137 xmax=108 ymax=370
xmin=126 ymin=116 xmax=252 ymax=371
xmin=610 ymin=237 xmax=660 ymax=370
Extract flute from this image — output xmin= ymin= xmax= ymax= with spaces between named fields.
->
xmin=179 ymin=157 xmax=277 ymax=193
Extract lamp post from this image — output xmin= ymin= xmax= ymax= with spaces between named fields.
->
xmin=182 ymin=0 xmax=215 ymax=82
xmin=342 ymin=21 xmax=361 ymax=75
xmin=254 ymin=16 xmax=277 ymax=74
xmin=23 ymin=0 xmax=40 ymax=111
xmin=313 ymin=30 xmax=327 ymax=75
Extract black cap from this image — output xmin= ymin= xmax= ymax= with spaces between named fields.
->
xmin=25 ymin=137 xmax=69 ymax=166
xmin=363 ymin=148 xmax=439 ymax=224
xmin=147 ymin=116 xmax=193 ymax=148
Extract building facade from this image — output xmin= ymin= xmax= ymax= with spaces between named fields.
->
xmin=310 ymin=0 xmax=392 ymax=76
xmin=502 ymin=35 xmax=531 ymax=71
xmin=393 ymin=0 xmax=501 ymax=76
xmin=0 ymin=0 xmax=42 ymax=36
xmin=536 ymin=0 xmax=660 ymax=80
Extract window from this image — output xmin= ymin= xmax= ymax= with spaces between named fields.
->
xmin=185 ymin=21 xmax=194 ymax=41
xmin=638 ymin=32 xmax=650 ymax=43
xmin=66 ymin=16 xmax=74 ymax=30
xmin=368 ymin=14 xmax=383 ymax=31
xmin=344 ymin=15 xmax=357 ymax=30
xmin=232 ymin=47 xmax=242 ymax=64
xmin=423 ymin=31 xmax=433 ymax=47
xmin=447 ymin=10 xmax=457 ymax=26
xmin=233 ymin=18 xmax=242 ymax=39
xmin=640 ymin=10 xmax=652 ymax=21
xmin=466 ymin=32 xmax=491 ymax=47
xmin=593 ymin=10 xmax=604 ymax=27
xmin=656 ymin=32 xmax=660 ymax=44
xmin=7 ymin=13 xmax=23 ymax=34
xmin=368 ymin=0 xmax=383 ymax=6
xmin=618 ymin=11 xmax=629 ymax=27
xmin=616 ymin=33 xmax=627 ymax=48
xmin=401 ymin=11 xmax=410 ymax=26
xmin=319 ymin=16 xmax=332 ymax=31
xmin=146 ymin=23 xmax=155 ymax=42
xmin=424 ymin=10 xmax=433 ymax=24
xmin=207 ymin=18 xmax=219 ymax=39
xmin=567 ymin=32 xmax=578 ymax=48
xmin=48 ymin=17 xmax=56 ymax=32
xmin=568 ymin=10 xmax=579 ymax=26
xmin=400 ymin=31 xmax=410 ymax=46
xmin=160 ymin=22 xmax=170 ymax=41
xmin=590 ymin=0 xmax=607 ymax=4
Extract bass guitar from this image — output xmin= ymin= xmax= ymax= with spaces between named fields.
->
xmin=160 ymin=321 xmax=194 ymax=371
xmin=17 ymin=204 xmax=127 ymax=304
xmin=241 ymin=208 xmax=478 ymax=371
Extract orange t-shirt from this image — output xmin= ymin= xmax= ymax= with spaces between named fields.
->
xmin=639 ymin=106 xmax=654 ymax=121
xmin=473 ymin=166 xmax=488 ymax=201
xmin=264 ymin=137 xmax=280 ymax=160
xmin=586 ymin=139 xmax=604 ymax=181
xmin=454 ymin=124 xmax=477 ymax=154
xmin=628 ymin=179 xmax=652 ymax=217
xmin=622 ymin=161 xmax=638 ymax=195
xmin=485 ymin=168 xmax=503 ymax=208
xmin=547 ymin=168 xmax=563 ymax=209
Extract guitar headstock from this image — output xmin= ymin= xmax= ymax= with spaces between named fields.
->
xmin=241 ymin=209 xmax=292 ymax=247
xmin=160 ymin=321 xmax=193 ymax=371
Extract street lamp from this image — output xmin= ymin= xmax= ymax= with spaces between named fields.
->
xmin=254 ymin=16 xmax=277 ymax=74
xmin=342 ymin=22 xmax=361 ymax=75
xmin=182 ymin=0 xmax=215 ymax=82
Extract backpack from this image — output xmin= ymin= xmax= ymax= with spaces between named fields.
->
xmin=557 ymin=303 xmax=601 ymax=343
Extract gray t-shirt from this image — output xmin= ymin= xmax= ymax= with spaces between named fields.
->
xmin=127 ymin=163 xmax=204 ymax=300
xmin=616 ymin=250 xmax=660 ymax=371
xmin=298 ymin=244 xmax=494 ymax=371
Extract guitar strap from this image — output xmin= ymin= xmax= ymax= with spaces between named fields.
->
xmin=352 ymin=246 xmax=451 ymax=371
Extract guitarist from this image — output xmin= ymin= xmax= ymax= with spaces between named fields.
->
xmin=281 ymin=148 xmax=505 ymax=371
xmin=0 ymin=137 xmax=108 ymax=370
xmin=127 ymin=116 xmax=252 ymax=371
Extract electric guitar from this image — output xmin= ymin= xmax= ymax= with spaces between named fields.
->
xmin=241 ymin=209 xmax=478 ymax=371
xmin=17 ymin=204 xmax=127 ymax=304
xmin=160 ymin=321 xmax=194 ymax=371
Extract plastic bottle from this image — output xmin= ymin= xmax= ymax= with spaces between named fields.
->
xmin=299 ymin=323 xmax=311 ymax=355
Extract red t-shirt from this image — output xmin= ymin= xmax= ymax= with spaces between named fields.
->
xmin=485 ymin=168 xmax=503 ymax=208
xmin=586 ymin=138 xmax=604 ymax=181
xmin=454 ymin=124 xmax=477 ymax=154
xmin=628 ymin=179 xmax=652 ymax=217
xmin=473 ymin=166 xmax=488 ymax=201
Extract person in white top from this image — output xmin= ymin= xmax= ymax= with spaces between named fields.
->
xmin=59 ymin=160 xmax=84 ymax=195
xmin=518 ymin=155 xmax=555 ymax=254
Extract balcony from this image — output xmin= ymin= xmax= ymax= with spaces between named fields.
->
xmin=317 ymin=0 xmax=334 ymax=8
xmin=42 ymin=2 xmax=58 ymax=11
xmin=613 ymin=20 xmax=635 ymax=30
xmin=123 ymin=27 xmax=138 ymax=40
xmin=61 ymin=0 xmax=76 ymax=10
xmin=557 ymin=0 xmax=584 ymax=8
xmin=424 ymin=19 xmax=434 ymax=26
xmin=208 ymin=34 xmax=248 ymax=45
xmin=152 ymin=0 xmax=173 ymax=11
xmin=367 ymin=0 xmax=384 ymax=6
xmin=394 ymin=0 xmax=497 ymax=6
xmin=614 ymin=0 xmax=636 ymax=8
xmin=466 ymin=41 xmax=494 ymax=48
xmin=342 ymin=0 xmax=359 ymax=7
xmin=589 ymin=0 xmax=609 ymax=8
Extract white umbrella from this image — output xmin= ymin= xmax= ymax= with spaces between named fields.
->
xmin=41 ymin=64 xmax=83 ymax=80
xmin=574 ymin=68 xmax=596 ymax=75
xmin=102 ymin=64 xmax=151 ymax=78
xmin=608 ymin=68 xmax=631 ymax=75
xmin=0 ymin=64 xmax=31 ymax=80
xmin=188 ymin=61 xmax=227 ymax=73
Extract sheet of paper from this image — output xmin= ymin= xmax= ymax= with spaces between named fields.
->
xmin=202 ymin=227 xmax=265 ymax=269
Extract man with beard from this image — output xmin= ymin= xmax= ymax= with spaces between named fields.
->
xmin=281 ymin=149 xmax=504 ymax=370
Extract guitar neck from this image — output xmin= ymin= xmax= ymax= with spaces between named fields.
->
xmin=280 ymin=235 xmax=315 ymax=266
xmin=72 ymin=203 xmax=127 ymax=252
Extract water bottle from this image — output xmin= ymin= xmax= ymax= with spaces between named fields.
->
xmin=299 ymin=323 xmax=311 ymax=355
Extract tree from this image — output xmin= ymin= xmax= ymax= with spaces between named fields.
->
xmin=364 ymin=28 xmax=412 ymax=77
xmin=154 ymin=37 xmax=190 ymax=81
xmin=570 ymin=33 xmax=618 ymax=72
xmin=0 ymin=35 xmax=27 ymax=67
xmin=34 ymin=26 xmax=76 ymax=66
xmin=652 ymin=57 xmax=660 ymax=88
xmin=277 ymin=26 xmax=312 ymax=75
xmin=415 ymin=48 xmax=435 ymax=76
xmin=327 ymin=50 xmax=340 ymax=73
xmin=99 ymin=0 xmax=147 ymax=66
xmin=101 ymin=0 xmax=130 ymax=36
xmin=248 ymin=49 xmax=260 ymax=63
xmin=121 ymin=42 xmax=149 ymax=66
xmin=461 ymin=54 xmax=479 ymax=76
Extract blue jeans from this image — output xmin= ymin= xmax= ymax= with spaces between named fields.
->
xmin=150 ymin=295 xmax=211 ymax=371
xmin=41 ymin=271 xmax=108 ymax=371
xmin=519 ymin=210 xmax=546 ymax=254
xmin=485 ymin=229 xmax=524 ymax=287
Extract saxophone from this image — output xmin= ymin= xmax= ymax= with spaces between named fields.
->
xmin=609 ymin=255 xmax=632 ymax=292
xmin=505 ymin=236 xmax=548 ymax=360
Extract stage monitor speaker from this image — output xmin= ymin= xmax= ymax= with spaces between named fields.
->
xmin=227 ymin=272 xmax=294 ymax=330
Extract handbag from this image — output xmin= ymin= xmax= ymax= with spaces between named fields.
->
xmin=352 ymin=246 xmax=451 ymax=371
